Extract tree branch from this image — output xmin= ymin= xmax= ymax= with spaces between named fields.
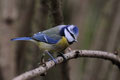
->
xmin=12 ymin=50 xmax=120 ymax=80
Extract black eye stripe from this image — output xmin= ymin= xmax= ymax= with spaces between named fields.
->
xmin=66 ymin=28 xmax=75 ymax=39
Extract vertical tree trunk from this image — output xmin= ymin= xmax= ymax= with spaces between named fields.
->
xmin=44 ymin=0 xmax=70 ymax=80
xmin=30 ymin=1 xmax=49 ymax=79
xmin=16 ymin=0 xmax=35 ymax=74
xmin=106 ymin=0 xmax=120 ymax=79
xmin=50 ymin=0 xmax=64 ymax=26
xmin=50 ymin=0 xmax=70 ymax=80
xmin=68 ymin=0 xmax=89 ymax=80
xmin=0 ymin=0 xmax=18 ymax=80
xmin=82 ymin=0 xmax=120 ymax=80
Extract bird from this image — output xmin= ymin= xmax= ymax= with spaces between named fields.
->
xmin=11 ymin=25 xmax=79 ymax=64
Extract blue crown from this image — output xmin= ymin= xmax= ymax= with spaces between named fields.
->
xmin=73 ymin=26 xmax=79 ymax=36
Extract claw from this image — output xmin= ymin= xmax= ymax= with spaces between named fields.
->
xmin=39 ymin=53 xmax=46 ymax=66
xmin=48 ymin=58 xmax=51 ymax=61
xmin=48 ymin=58 xmax=57 ymax=64
xmin=40 ymin=54 xmax=47 ymax=76
xmin=58 ymin=52 xmax=66 ymax=61
xmin=52 ymin=58 xmax=57 ymax=64
xmin=40 ymin=72 xmax=47 ymax=76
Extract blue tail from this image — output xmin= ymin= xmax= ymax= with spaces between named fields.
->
xmin=11 ymin=37 xmax=32 ymax=41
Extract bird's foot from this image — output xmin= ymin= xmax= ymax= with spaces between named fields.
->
xmin=39 ymin=55 xmax=47 ymax=76
xmin=48 ymin=58 xmax=57 ymax=64
xmin=40 ymin=72 xmax=47 ymax=76
xmin=57 ymin=52 xmax=66 ymax=62
xmin=40 ymin=63 xmax=47 ymax=76
xmin=39 ymin=54 xmax=46 ymax=67
xmin=45 ymin=51 xmax=57 ymax=64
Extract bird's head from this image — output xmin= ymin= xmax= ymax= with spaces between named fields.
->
xmin=60 ymin=25 xmax=79 ymax=44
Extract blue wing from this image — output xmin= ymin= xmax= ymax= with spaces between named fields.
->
xmin=41 ymin=25 xmax=67 ymax=39
xmin=32 ymin=32 xmax=59 ymax=44
xmin=32 ymin=25 xmax=67 ymax=44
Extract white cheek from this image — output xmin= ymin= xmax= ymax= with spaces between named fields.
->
xmin=68 ymin=25 xmax=74 ymax=34
xmin=64 ymin=29 xmax=74 ymax=42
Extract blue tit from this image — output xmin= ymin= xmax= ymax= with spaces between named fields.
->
xmin=11 ymin=25 xmax=79 ymax=63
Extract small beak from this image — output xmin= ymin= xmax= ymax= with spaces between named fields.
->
xmin=73 ymin=35 xmax=78 ymax=42
xmin=75 ymin=39 xmax=78 ymax=42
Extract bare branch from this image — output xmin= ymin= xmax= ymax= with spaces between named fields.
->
xmin=13 ymin=50 xmax=120 ymax=80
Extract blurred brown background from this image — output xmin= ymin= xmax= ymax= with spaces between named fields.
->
xmin=0 ymin=0 xmax=120 ymax=80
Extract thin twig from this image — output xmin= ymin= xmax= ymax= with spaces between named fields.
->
xmin=13 ymin=50 xmax=120 ymax=80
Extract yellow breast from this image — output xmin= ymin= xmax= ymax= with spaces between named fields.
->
xmin=37 ymin=37 xmax=69 ymax=53
xmin=51 ymin=37 xmax=69 ymax=53
xmin=56 ymin=37 xmax=69 ymax=49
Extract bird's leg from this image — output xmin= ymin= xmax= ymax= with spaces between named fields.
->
xmin=57 ymin=52 xmax=66 ymax=61
xmin=45 ymin=50 xmax=57 ymax=64
xmin=57 ymin=48 xmax=72 ymax=62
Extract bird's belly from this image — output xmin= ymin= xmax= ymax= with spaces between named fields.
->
xmin=38 ymin=42 xmax=53 ymax=51
xmin=38 ymin=41 xmax=69 ymax=53
xmin=53 ymin=43 xmax=69 ymax=53
xmin=54 ymin=37 xmax=69 ymax=53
